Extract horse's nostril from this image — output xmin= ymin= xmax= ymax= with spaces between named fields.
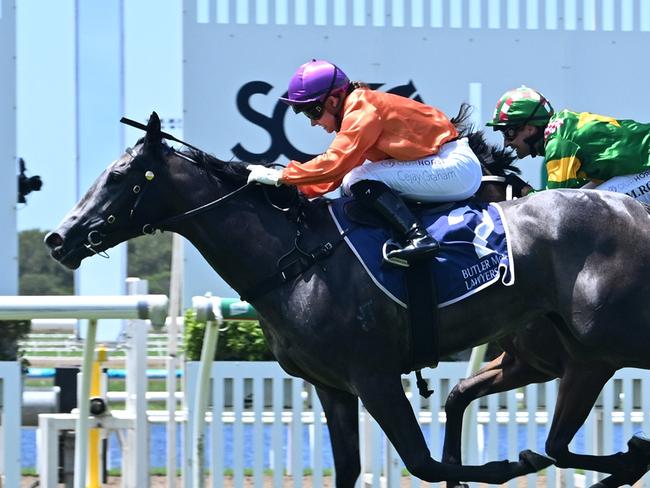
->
xmin=44 ymin=231 xmax=64 ymax=249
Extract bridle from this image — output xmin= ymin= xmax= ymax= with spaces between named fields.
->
xmin=83 ymin=117 xmax=271 ymax=257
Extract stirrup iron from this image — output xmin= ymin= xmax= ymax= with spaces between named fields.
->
xmin=382 ymin=239 xmax=410 ymax=268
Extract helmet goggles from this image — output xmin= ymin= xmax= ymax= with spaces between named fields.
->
xmin=500 ymin=125 xmax=522 ymax=142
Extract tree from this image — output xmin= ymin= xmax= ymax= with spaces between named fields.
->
xmin=19 ymin=229 xmax=173 ymax=295
xmin=127 ymin=232 xmax=172 ymax=294
xmin=19 ymin=229 xmax=74 ymax=295
xmin=0 ymin=320 xmax=30 ymax=361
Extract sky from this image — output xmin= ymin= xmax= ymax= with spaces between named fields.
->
xmin=16 ymin=0 xmax=182 ymax=232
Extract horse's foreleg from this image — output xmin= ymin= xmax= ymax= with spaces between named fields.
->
xmin=315 ymin=386 xmax=361 ymax=488
xmin=443 ymin=352 xmax=554 ymax=488
xmin=357 ymin=374 xmax=553 ymax=484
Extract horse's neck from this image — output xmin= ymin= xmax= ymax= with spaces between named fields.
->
xmin=172 ymin=187 xmax=315 ymax=297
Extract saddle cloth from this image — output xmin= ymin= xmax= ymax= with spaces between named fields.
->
xmin=328 ymin=198 xmax=515 ymax=308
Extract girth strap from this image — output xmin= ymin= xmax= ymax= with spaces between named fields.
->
xmin=404 ymin=261 xmax=439 ymax=398
xmin=240 ymin=239 xmax=344 ymax=302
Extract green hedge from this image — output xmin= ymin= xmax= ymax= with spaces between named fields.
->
xmin=0 ymin=320 xmax=31 ymax=362
xmin=183 ymin=309 xmax=273 ymax=361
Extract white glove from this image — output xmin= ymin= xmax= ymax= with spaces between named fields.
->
xmin=246 ymin=165 xmax=283 ymax=186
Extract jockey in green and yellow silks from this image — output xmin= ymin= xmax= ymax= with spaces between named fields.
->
xmin=486 ymin=86 xmax=650 ymax=201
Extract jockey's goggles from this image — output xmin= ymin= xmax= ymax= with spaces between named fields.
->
xmin=293 ymin=101 xmax=326 ymax=121
xmin=500 ymin=125 xmax=523 ymax=142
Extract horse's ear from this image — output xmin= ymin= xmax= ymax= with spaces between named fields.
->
xmin=144 ymin=111 xmax=162 ymax=146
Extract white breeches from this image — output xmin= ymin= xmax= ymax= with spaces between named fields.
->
xmin=594 ymin=170 xmax=650 ymax=204
xmin=341 ymin=138 xmax=483 ymax=202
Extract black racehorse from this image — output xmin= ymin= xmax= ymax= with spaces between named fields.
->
xmin=45 ymin=112 xmax=650 ymax=486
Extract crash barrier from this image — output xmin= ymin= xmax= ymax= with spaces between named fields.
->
xmin=184 ymin=361 xmax=650 ymax=488
xmin=0 ymin=284 xmax=168 ymax=488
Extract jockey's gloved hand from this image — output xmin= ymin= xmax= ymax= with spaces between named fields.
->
xmin=246 ymin=165 xmax=283 ymax=186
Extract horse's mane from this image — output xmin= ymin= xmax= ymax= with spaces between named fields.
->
xmin=182 ymin=147 xmax=313 ymax=208
xmin=185 ymin=148 xmax=251 ymax=183
xmin=451 ymin=103 xmax=520 ymax=176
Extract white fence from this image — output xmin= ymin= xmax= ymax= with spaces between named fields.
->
xmin=0 ymin=291 xmax=168 ymax=488
xmin=185 ymin=361 xmax=650 ymax=488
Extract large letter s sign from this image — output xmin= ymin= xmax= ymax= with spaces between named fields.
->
xmin=231 ymin=81 xmax=315 ymax=163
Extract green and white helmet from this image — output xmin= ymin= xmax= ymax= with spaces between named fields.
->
xmin=486 ymin=86 xmax=554 ymax=129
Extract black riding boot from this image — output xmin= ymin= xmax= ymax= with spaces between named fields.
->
xmin=350 ymin=180 xmax=440 ymax=261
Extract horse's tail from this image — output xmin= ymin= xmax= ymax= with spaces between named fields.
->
xmin=450 ymin=102 xmax=474 ymax=138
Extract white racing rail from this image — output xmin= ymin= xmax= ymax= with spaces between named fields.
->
xmin=0 ymin=293 xmax=168 ymax=488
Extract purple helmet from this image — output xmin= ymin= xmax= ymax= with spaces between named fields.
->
xmin=279 ymin=60 xmax=350 ymax=106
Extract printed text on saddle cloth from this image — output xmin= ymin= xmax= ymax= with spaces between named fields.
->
xmin=329 ymin=200 xmax=514 ymax=308
xmin=596 ymin=170 xmax=650 ymax=204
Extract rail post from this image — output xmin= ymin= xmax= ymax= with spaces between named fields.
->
xmin=87 ymin=346 xmax=107 ymax=488
xmin=190 ymin=295 xmax=223 ymax=488
xmin=123 ymin=278 xmax=150 ymax=487
xmin=184 ymin=296 xmax=257 ymax=488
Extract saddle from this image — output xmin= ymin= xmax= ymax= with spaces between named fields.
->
xmin=343 ymin=198 xmax=455 ymax=229
xmin=343 ymin=199 xmax=456 ymax=394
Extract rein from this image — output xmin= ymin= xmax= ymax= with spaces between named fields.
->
xmin=147 ymin=180 xmax=254 ymax=233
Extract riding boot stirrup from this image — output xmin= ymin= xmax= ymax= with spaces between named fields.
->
xmin=350 ymin=180 xmax=441 ymax=263
xmin=386 ymin=225 xmax=440 ymax=261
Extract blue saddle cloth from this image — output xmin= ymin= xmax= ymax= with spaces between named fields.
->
xmin=328 ymin=198 xmax=515 ymax=308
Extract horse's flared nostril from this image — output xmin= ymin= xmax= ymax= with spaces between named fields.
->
xmin=44 ymin=231 xmax=64 ymax=249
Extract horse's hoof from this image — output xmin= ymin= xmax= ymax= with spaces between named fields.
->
xmin=519 ymin=449 xmax=555 ymax=472
xmin=628 ymin=434 xmax=650 ymax=458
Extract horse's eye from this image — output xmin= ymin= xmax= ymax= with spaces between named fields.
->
xmin=108 ymin=171 xmax=123 ymax=183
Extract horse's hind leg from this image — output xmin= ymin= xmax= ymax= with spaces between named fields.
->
xmin=356 ymin=374 xmax=553 ymax=484
xmin=545 ymin=363 xmax=650 ymax=484
xmin=443 ymin=351 xmax=555 ymax=488
xmin=315 ymin=386 xmax=361 ymax=488
xmin=588 ymin=437 xmax=650 ymax=488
